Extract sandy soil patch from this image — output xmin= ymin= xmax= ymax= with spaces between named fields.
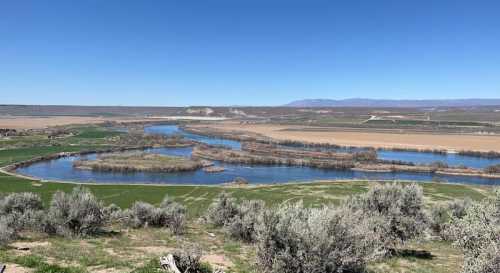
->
xmin=89 ymin=267 xmax=125 ymax=273
xmin=133 ymin=246 xmax=174 ymax=255
xmin=0 ymin=116 xmax=175 ymax=129
xmin=197 ymin=123 xmax=500 ymax=152
xmin=3 ymin=264 xmax=33 ymax=273
xmin=202 ymin=254 xmax=234 ymax=268
xmin=11 ymin=241 xmax=50 ymax=250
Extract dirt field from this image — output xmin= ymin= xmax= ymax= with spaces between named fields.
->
xmin=199 ymin=123 xmax=500 ymax=152
xmin=0 ymin=116 xmax=177 ymax=129
xmin=0 ymin=116 xmax=113 ymax=129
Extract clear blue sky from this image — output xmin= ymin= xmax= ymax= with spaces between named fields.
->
xmin=1 ymin=1 xmax=499 ymax=106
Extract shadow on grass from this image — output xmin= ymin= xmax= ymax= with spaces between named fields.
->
xmin=96 ymin=229 xmax=122 ymax=237
xmin=396 ymin=249 xmax=435 ymax=260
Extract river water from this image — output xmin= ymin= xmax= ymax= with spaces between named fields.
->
xmin=16 ymin=125 xmax=500 ymax=185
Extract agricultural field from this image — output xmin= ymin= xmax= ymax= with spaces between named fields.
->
xmin=192 ymin=122 xmax=500 ymax=152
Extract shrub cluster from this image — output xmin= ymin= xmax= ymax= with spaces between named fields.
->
xmin=0 ymin=187 xmax=187 ymax=247
xmin=205 ymin=184 xmax=428 ymax=273
xmin=0 ymin=192 xmax=46 ymax=246
xmin=46 ymin=187 xmax=105 ymax=237
xmin=428 ymin=198 xmax=473 ymax=239
xmin=345 ymin=183 xmax=428 ymax=250
xmin=122 ymin=195 xmax=186 ymax=234
xmin=353 ymin=149 xmax=378 ymax=162
xmin=445 ymin=188 xmax=500 ymax=273
xmin=429 ymin=161 xmax=449 ymax=170
xmin=0 ymin=216 xmax=15 ymax=246
xmin=458 ymin=150 xmax=500 ymax=159
xmin=255 ymin=203 xmax=386 ymax=273
xmin=0 ymin=192 xmax=45 ymax=232
xmin=172 ymin=244 xmax=212 ymax=273
xmin=205 ymin=193 xmax=265 ymax=242
xmin=485 ymin=164 xmax=500 ymax=174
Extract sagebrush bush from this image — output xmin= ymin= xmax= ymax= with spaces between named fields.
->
xmin=346 ymin=183 xmax=428 ymax=249
xmin=225 ymin=200 xmax=265 ymax=242
xmin=125 ymin=201 xmax=158 ymax=227
xmin=205 ymin=192 xmax=238 ymax=227
xmin=47 ymin=186 xmax=105 ymax=237
xmin=429 ymin=204 xmax=450 ymax=235
xmin=0 ymin=192 xmax=45 ymax=232
xmin=205 ymin=193 xmax=265 ymax=242
xmin=448 ymin=198 xmax=472 ymax=219
xmin=447 ymin=200 xmax=499 ymax=256
xmin=172 ymin=244 xmax=212 ymax=273
xmin=0 ymin=192 xmax=43 ymax=214
xmin=160 ymin=197 xmax=186 ymax=235
xmin=102 ymin=203 xmax=123 ymax=223
xmin=0 ymin=216 xmax=15 ymax=246
xmin=447 ymin=190 xmax=500 ymax=273
xmin=123 ymin=195 xmax=186 ymax=234
xmin=255 ymin=202 xmax=385 ymax=273
xmin=462 ymin=241 xmax=500 ymax=273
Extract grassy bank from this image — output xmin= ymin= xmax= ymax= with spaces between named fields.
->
xmin=0 ymin=172 xmax=492 ymax=217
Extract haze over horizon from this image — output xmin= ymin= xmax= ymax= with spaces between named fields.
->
xmin=1 ymin=1 xmax=499 ymax=106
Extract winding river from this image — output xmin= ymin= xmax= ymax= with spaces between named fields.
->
xmin=15 ymin=125 xmax=500 ymax=185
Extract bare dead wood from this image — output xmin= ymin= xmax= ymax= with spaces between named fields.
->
xmin=160 ymin=254 xmax=181 ymax=273
xmin=159 ymin=254 xmax=226 ymax=273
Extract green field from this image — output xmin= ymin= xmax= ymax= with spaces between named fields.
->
xmin=0 ymin=172 xmax=492 ymax=217
xmin=0 ymin=125 xmax=122 ymax=167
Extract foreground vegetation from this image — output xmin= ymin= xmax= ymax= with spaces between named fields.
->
xmin=0 ymin=170 xmax=498 ymax=272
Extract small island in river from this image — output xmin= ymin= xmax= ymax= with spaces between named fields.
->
xmin=73 ymin=152 xmax=205 ymax=173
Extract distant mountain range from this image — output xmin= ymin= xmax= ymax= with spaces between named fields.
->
xmin=285 ymin=98 xmax=500 ymax=108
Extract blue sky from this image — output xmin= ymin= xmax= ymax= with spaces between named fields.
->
xmin=1 ymin=0 xmax=499 ymax=106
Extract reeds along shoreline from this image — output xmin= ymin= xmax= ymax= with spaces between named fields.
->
xmin=73 ymin=160 xmax=203 ymax=173
xmin=192 ymin=146 xmax=356 ymax=170
xmin=73 ymin=153 xmax=204 ymax=173
xmin=241 ymin=142 xmax=378 ymax=162
xmin=457 ymin=150 xmax=500 ymax=159
xmin=192 ymin=145 xmax=500 ymax=178
xmin=116 ymin=133 xmax=195 ymax=147
xmin=485 ymin=164 xmax=500 ymax=174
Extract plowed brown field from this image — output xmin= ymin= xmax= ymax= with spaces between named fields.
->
xmin=198 ymin=123 xmax=500 ymax=152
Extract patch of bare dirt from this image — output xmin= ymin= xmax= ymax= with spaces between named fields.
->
xmin=3 ymin=263 xmax=33 ymax=273
xmin=10 ymin=241 xmax=50 ymax=250
xmin=197 ymin=123 xmax=500 ymax=152
xmin=0 ymin=116 xmax=169 ymax=129
xmin=201 ymin=254 xmax=234 ymax=268
xmin=88 ymin=267 xmax=128 ymax=273
xmin=133 ymin=246 xmax=174 ymax=255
